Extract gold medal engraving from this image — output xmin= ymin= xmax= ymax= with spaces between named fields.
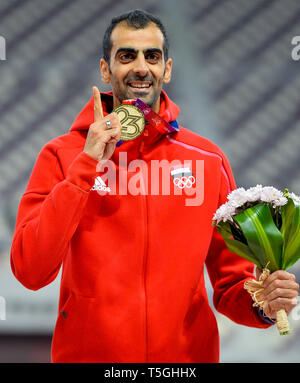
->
xmin=113 ymin=104 xmax=145 ymax=141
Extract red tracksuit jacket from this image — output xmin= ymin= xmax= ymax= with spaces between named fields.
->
xmin=10 ymin=90 xmax=270 ymax=363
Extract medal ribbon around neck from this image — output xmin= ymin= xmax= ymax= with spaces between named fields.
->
xmin=113 ymin=98 xmax=179 ymax=143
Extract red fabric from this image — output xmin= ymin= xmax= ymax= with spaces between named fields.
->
xmin=10 ymin=90 xmax=271 ymax=363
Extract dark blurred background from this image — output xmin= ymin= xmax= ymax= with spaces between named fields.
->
xmin=0 ymin=0 xmax=300 ymax=363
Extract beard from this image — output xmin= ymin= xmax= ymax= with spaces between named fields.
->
xmin=112 ymin=73 xmax=164 ymax=109
xmin=122 ymin=88 xmax=160 ymax=108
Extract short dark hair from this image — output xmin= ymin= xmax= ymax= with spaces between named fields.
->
xmin=102 ymin=9 xmax=169 ymax=64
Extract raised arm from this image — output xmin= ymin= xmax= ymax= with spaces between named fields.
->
xmin=10 ymin=87 xmax=121 ymax=290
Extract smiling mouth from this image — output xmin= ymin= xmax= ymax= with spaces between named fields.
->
xmin=127 ymin=81 xmax=152 ymax=90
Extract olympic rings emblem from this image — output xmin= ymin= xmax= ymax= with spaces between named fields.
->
xmin=173 ymin=175 xmax=195 ymax=189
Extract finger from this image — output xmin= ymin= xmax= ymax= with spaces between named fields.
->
xmin=263 ymin=287 xmax=299 ymax=302
xmin=93 ymin=86 xmax=103 ymax=121
xmin=267 ymin=296 xmax=298 ymax=315
xmin=263 ymin=270 xmax=296 ymax=289
xmin=102 ymin=114 xmax=120 ymax=130
xmin=262 ymin=279 xmax=299 ymax=297
xmin=109 ymin=128 xmax=122 ymax=143
xmin=92 ymin=113 xmax=121 ymax=131
xmin=262 ymin=301 xmax=277 ymax=320
xmin=102 ymin=128 xmax=121 ymax=143
xmin=101 ymin=116 xmax=115 ymax=130
xmin=90 ymin=118 xmax=118 ymax=134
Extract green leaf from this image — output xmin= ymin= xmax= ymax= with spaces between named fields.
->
xmin=217 ymin=221 xmax=263 ymax=268
xmin=217 ymin=221 xmax=233 ymax=239
xmin=281 ymin=197 xmax=295 ymax=246
xmin=282 ymin=203 xmax=300 ymax=269
xmin=233 ymin=203 xmax=283 ymax=272
xmin=224 ymin=237 xmax=263 ymax=269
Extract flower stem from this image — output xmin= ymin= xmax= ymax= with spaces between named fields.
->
xmin=276 ymin=309 xmax=290 ymax=335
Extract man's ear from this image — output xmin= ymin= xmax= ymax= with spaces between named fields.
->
xmin=163 ymin=58 xmax=172 ymax=84
xmin=100 ymin=58 xmax=111 ymax=84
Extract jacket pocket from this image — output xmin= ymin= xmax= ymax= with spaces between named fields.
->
xmin=51 ymin=291 xmax=95 ymax=362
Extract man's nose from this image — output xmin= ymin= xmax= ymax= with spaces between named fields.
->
xmin=133 ymin=54 xmax=149 ymax=77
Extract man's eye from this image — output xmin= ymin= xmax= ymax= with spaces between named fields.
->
xmin=146 ymin=54 xmax=160 ymax=63
xmin=119 ymin=53 xmax=134 ymax=61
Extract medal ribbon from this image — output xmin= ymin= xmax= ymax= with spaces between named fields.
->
xmin=123 ymin=98 xmax=179 ymax=134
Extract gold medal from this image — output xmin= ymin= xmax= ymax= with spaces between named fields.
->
xmin=113 ymin=104 xmax=145 ymax=141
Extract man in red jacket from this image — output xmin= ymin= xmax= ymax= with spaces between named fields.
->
xmin=11 ymin=10 xmax=299 ymax=363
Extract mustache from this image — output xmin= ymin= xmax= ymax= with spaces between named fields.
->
xmin=126 ymin=75 xmax=154 ymax=83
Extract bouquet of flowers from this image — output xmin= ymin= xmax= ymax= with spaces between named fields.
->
xmin=213 ymin=185 xmax=300 ymax=335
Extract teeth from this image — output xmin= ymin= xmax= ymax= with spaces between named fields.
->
xmin=129 ymin=83 xmax=151 ymax=88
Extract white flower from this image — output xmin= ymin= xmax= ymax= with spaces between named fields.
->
xmin=246 ymin=184 xmax=263 ymax=202
xmin=288 ymin=192 xmax=300 ymax=206
xmin=213 ymin=185 xmax=294 ymax=224
xmin=260 ymin=186 xmax=284 ymax=203
xmin=213 ymin=201 xmax=236 ymax=223
xmin=227 ymin=187 xmax=248 ymax=208
xmin=272 ymin=196 xmax=288 ymax=208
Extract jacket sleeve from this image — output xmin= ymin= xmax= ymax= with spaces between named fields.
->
xmin=205 ymin=152 xmax=272 ymax=328
xmin=10 ymin=144 xmax=98 ymax=291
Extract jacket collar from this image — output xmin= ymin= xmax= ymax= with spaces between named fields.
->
xmin=70 ymin=89 xmax=180 ymax=159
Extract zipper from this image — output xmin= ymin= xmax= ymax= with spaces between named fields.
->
xmin=142 ymin=184 xmax=148 ymax=362
xmin=138 ymin=143 xmax=148 ymax=362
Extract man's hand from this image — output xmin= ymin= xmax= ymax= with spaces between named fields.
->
xmin=257 ymin=270 xmax=299 ymax=319
xmin=83 ymin=86 xmax=122 ymax=162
